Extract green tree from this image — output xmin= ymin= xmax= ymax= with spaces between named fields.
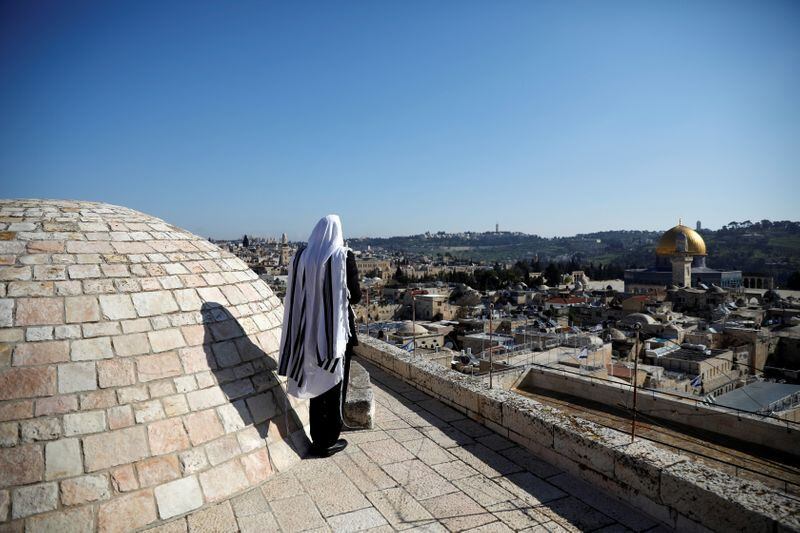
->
xmin=544 ymin=263 xmax=561 ymax=286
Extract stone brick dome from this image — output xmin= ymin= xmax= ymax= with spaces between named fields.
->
xmin=0 ymin=200 xmax=307 ymax=531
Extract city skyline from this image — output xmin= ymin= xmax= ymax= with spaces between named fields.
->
xmin=2 ymin=1 xmax=799 ymax=240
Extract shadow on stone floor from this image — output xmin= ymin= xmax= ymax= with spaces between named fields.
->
xmin=353 ymin=356 xmax=663 ymax=532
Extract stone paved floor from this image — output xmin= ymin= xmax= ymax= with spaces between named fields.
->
xmin=155 ymin=359 xmax=668 ymax=532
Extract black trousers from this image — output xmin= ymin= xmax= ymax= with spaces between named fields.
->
xmin=309 ymin=350 xmax=352 ymax=450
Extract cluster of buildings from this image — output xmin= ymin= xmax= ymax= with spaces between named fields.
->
xmin=354 ymin=222 xmax=800 ymax=421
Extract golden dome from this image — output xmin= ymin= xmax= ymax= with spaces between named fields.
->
xmin=656 ymin=223 xmax=706 ymax=256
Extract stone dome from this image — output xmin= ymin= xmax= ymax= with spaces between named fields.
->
xmin=655 ymin=224 xmax=706 ymax=256
xmin=397 ymin=320 xmax=428 ymax=336
xmin=0 ymin=200 xmax=307 ymax=531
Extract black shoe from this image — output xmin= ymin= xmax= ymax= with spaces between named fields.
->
xmin=311 ymin=439 xmax=348 ymax=457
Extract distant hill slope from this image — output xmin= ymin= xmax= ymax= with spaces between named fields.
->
xmin=350 ymin=220 xmax=800 ymax=285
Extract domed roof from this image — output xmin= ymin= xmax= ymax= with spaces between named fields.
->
xmin=397 ymin=320 xmax=428 ymax=335
xmin=656 ymin=223 xmax=706 ymax=256
xmin=0 ymin=200 xmax=303 ymax=530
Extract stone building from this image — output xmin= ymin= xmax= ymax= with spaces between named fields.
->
xmin=0 ymin=200 xmax=308 ymax=531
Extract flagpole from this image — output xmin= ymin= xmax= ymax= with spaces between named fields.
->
xmin=631 ymin=324 xmax=641 ymax=443
xmin=488 ymin=303 xmax=494 ymax=389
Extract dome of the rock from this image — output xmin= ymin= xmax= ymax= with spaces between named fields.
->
xmin=0 ymin=200 xmax=307 ymax=531
xmin=655 ymin=224 xmax=707 ymax=256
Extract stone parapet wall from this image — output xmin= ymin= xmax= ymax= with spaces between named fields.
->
xmin=0 ymin=200 xmax=307 ymax=532
xmin=354 ymin=336 xmax=800 ymax=532
xmin=518 ymin=367 xmax=798 ymax=458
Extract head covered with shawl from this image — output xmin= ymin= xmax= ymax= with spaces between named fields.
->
xmin=277 ymin=215 xmax=351 ymax=399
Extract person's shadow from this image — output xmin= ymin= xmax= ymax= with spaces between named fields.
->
xmin=200 ymin=302 xmax=309 ymax=457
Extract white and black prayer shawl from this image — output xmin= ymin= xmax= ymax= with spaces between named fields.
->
xmin=278 ymin=215 xmax=351 ymax=399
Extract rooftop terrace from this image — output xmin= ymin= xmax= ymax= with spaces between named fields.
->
xmin=149 ymin=356 xmax=661 ymax=532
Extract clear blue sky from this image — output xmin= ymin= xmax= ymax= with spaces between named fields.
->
xmin=1 ymin=1 xmax=798 ymax=240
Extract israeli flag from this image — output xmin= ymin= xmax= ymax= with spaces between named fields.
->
xmin=402 ymin=340 xmax=415 ymax=352
xmin=578 ymin=348 xmax=588 ymax=359
xmin=691 ymin=374 xmax=703 ymax=388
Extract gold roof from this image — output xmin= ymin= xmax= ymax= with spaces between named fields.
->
xmin=656 ymin=224 xmax=706 ymax=256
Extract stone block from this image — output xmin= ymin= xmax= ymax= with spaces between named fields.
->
xmin=67 ymin=264 xmax=101 ymax=279
xmin=187 ymin=387 xmax=226 ymax=412
xmin=1 ymin=444 xmax=44 ymax=487
xmin=217 ymin=402 xmax=251 ymax=434
xmin=82 ymin=322 xmax=121 ymax=338
xmin=148 ymin=329 xmax=186 ymax=353
xmin=179 ymin=448 xmax=209 ymax=475
xmin=0 ymin=400 xmax=33 ymax=422
xmin=184 ymin=410 xmax=224 ymax=445
xmin=0 ymin=299 xmax=12 ymax=327
xmin=148 ymin=417 xmax=191 ymax=455
xmin=25 ymin=326 xmax=54 ymax=341
xmin=107 ymin=404 xmax=135 ymax=430
xmin=660 ymin=461 xmax=789 ymax=532
xmin=186 ymin=501 xmax=237 ymax=532
xmin=111 ymin=465 xmax=139 ymax=493
xmin=20 ymin=418 xmax=61 ymax=442
xmin=71 ymin=337 xmax=113 ymax=361
xmin=136 ymin=456 xmax=181 ymax=487
xmin=54 ymin=324 xmax=81 ymax=340
xmin=44 ymin=438 xmax=83 ymax=480
xmin=135 ymin=400 xmax=166 ymax=424
xmin=98 ymin=294 xmax=137 ymax=320
xmin=205 ymin=434 xmax=241 ymax=466
xmin=64 ymin=411 xmax=106 ymax=436
xmin=15 ymin=298 xmax=63 ymax=326
xmin=173 ymin=289 xmax=202 ymax=312
xmin=178 ymin=346 xmax=215 ymax=374
xmin=97 ymin=489 xmax=158 ymax=533
xmin=11 ymin=482 xmax=58 ymax=519
xmin=198 ymin=460 xmax=250 ymax=502
xmin=79 ymin=389 xmax=117 ymax=409
xmin=137 ymin=352 xmax=183 ymax=382
xmin=154 ymin=475 xmax=204 ymax=520
xmin=0 ymin=490 xmax=8 ymax=522
xmin=0 ymin=266 xmax=31 ymax=282
xmin=116 ymin=384 xmax=148 ymax=404
xmin=149 ymin=380 xmax=175 ymax=398
xmin=97 ymin=359 xmax=136 ymax=388
xmin=65 ymin=296 xmax=100 ymax=323
xmin=12 ymin=340 xmax=69 ymax=366
xmin=60 ymin=473 xmax=110 ymax=505
xmin=553 ymin=419 xmax=628 ymax=477
xmin=26 ymin=506 xmax=94 ymax=533
xmin=344 ymin=361 xmax=374 ymax=429
xmin=8 ymin=281 xmax=55 ymax=297
xmin=112 ymin=333 xmax=150 ymax=356
xmin=58 ymin=362 xmax=96 ymax=393
xmin=0 ymin=422 xmax=17 ymax=447
xmin=163 ymin=395 xmax=189 ymax=417
xmin=35 ymin=395 xmax=78 ymax=417
xmin=211 ymin=341 xmax=240 ymax=368
xmin=245 ymin=391 xmax=277 ymax=424
xmin=132 ymin=291 xmax=178 ymax=317
xmin=83 ymin=426 xmax=149 ymax=472
xmin=240 ymin=448 xmax=272 ymax=485
xmin=0 ymin=366 xmax=57 ymax=399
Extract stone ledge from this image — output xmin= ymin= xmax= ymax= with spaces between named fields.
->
xmin=354 ymin=336 xmax=800 ymax=532
xmin=343 ymin=361 xmax=374 ymax=429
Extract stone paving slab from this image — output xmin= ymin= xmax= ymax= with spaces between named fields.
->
xmin=150 ymin=357 xmax=668 ymax=532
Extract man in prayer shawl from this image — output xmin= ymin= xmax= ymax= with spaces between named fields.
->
xmin=278 ymin=215 xmax=361 ymax=457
